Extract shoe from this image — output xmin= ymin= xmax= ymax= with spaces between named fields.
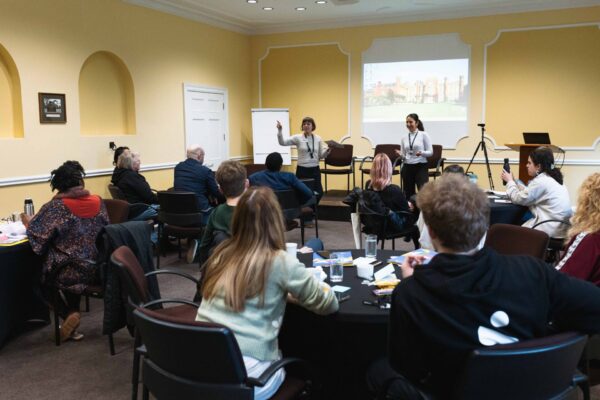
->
xmin=60 ymin=312 xmax=81 ymax=342
xmin=68 ymin=330 xmax=84 ymax=341
xmin=186 ymin=239 xmax=199 ymax=264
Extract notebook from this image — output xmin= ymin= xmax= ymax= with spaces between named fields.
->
xmin=523 ymin=132 xmax=551 ymax=144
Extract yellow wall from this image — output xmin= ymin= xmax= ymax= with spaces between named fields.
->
xmin=250 ymin=6 xmax=600 ymax=200
xmin=1 ymin=3 xmax=599 ymax=216
xmin=0 ymin=0 xmax=251 ymax=216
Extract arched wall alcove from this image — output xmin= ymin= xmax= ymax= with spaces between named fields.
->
xmin=79 ymin=51 xmax=136 ymax=135
xmin=0 ymin=44 xmax=24 ymax=138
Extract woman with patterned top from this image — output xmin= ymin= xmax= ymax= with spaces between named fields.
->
xmin=276 ymin=117 xmax=330 ymax=202
xmin=23 ymin=161 xmax=109 ymax=341
xmin=197 ymin=186 xmax=338 ymax=399
xmin=556 ymin=173 xmax=600 ymax=285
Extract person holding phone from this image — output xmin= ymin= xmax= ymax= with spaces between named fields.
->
xmin=276 ymin=117 xmax=330 ymax=203
xmin=501 ymin=146 xmax=571 ymax=238
xmin=397 ymin=113 xmax=433 ymax=199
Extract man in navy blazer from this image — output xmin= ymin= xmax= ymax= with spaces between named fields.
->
xmin=249 ymin=152 xmax=314 ymax=205
xmin=174 ymin=145 xmax=224 ymax=226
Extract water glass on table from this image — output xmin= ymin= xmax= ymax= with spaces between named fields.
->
xmin=329 ymin=253 xmax=344 ymax=283
xmin=365 ymin=234 xmax=377 ymax=258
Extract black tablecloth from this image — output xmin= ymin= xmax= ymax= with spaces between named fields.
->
xmin=0 ymin=241 xmax=49 ymax=349
xmin=489 ymin=198 xmax=527 ymax=225
xmin=280 ymin=249 xmax=403 ymax=399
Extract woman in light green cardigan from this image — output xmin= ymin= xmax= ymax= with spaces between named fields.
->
xmin=197 ymin=186 xmax=339 ymax=399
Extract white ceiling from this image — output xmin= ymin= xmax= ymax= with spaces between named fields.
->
xmin=124 ymin=0 xmax=600 ymax=34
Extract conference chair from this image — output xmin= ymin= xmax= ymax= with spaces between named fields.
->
xmin=244 ymin=163 xmax=266 ymax=177
xmin=103 ymin=198 xmax=130 ymax=224
xmin=108 ymin=184 xmax=127 ymax=201
xmin=456 ymin=332 xmax=589 ymax=400
xmin=426 ymin=144 xmax=445 ymax=180
xmin=110 ymin=246 xmax=199 ymax=400
xmin=45 ymin=259 xmax=114 ymax=354
xmin=321 ymin=144 xmax=355 ymax=193
xmin=485 ymin=223 xmax=549 ymax=259
xmin=133 ymin=306 xmax=314 ymax=400
xmin=275 ymin=189 xmax=318 ymax=246
xmin=532 ymin=219 xmax=572 ymax=264
xmin=156 ymin=191 xmax=204 ymax=268
xmin=358 ymin=144 xmax=401 ymax=189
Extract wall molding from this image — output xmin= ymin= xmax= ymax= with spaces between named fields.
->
xmin=258 ymin=42 xmax=352 ymax=143
xmin=0 ymin=155 xmax=253 ymax=188
xmin=482 ymin=22 xmax=600 ymax=150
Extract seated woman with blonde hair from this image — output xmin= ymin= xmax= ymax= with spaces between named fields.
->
xmin=24 ymin=161 xmax=109 ymax=341
xmin=556 ymin=172 xmax=600 ymax=285
xmin=197 ymin=186 xmax=338 ymax=399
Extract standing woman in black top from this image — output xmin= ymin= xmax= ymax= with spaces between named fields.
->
xmin=397 ymin=113 xmax=433 ymax=199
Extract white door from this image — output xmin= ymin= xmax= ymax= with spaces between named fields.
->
xmin=183 ymin=84 xmax=228 ymax=170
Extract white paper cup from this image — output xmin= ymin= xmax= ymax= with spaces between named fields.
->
xmin=286 ymin=242 xmax=298 ymax=259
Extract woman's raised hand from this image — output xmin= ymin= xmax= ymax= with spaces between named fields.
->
xmin=501 ymin=169 xmax=514 ymax=183
xmin=276 ymin=120 xmax=282 ymax=131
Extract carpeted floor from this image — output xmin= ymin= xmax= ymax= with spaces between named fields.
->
xmin=0 ymin=220 xmax=597 ymax=399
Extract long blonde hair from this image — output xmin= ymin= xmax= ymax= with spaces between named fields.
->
xmin=568 ymin=173 xmax=600 ymax=240
xmin=369 ymin=153 xmax=392 ymax=191
xmin=201 ymin=186 xmax=286 ymax=311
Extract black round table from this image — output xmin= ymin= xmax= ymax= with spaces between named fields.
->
xmin=0 ymin=241 xmax=49 ymax=348
xmin=489 ymin=198 xmax=527 ymax=225
xmin=280 ymin=249 xmax=404 ymax=399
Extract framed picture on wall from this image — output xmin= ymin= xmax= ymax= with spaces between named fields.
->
xmin=38 ymin=93 xmax=66 ymax=123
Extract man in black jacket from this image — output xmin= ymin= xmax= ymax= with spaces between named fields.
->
xmin=369 ymin=174 xmax=600 ymax=399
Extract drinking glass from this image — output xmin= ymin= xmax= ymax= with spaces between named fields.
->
xmin=365 ymin=234 xmax=378 ymax=258
xmin=329 ymin=253 xmax=344 ymax=283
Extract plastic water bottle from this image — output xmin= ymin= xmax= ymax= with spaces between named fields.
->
xmin=24 ymin=198 xmax=35 ymax=216
xmin=502 ymin=158 xmax=510 ymax=186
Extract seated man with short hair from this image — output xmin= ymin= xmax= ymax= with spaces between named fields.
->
xmin=196 ymin=160 xmax=248 ymax=266
xmin=174 ymin=145 xmax=224 ymax=226
xmin=249 ymin=152 xmax=314 ymax=205
xmin=369 ymin=174 xmax=600 ymax=400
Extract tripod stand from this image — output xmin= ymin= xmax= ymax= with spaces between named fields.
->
xmin=466 ymin=123 xmax=494 ymax=190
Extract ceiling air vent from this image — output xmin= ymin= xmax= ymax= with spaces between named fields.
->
xmin=330 ymin=0 xmax=360 ymax=5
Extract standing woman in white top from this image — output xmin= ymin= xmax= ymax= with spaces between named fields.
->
xmin=501 ymin=146 xmax=572 ymax=238
xmin=276 ymin=117 xmax=330 ymax=201
xmin=397 ymin=113 xmax=433 ymax=199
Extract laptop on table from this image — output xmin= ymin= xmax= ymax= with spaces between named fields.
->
xmin=523 ymin=132 xmax=551 ymax=144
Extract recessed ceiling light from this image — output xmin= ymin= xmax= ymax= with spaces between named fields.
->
xmin=315 ymin=0 xmax=327 ymax=4
xmin=263 ymin=6 xmax=273 ymax=10
xmin=295 ymin=7 xmax=307 ymax=11
xmin=246 ymin=0 xmax=257 ymax=3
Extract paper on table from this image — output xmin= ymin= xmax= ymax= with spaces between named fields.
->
xmin=494 ymin=199 xmax=512 ymax=204
xmin=374 ymin=264 xmax=396 ymax=281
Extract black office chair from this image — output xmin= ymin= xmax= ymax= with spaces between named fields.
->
xmin=485 ymin=223 xmax=549 ymax=259
xmin=321 ymin=144 xmax=355 ymax=193
xmin=133 ymin=306 xmax=314 ymax=400
xmin=156 ymin=191 xmax=204 ymax=268
xmin=111 ymin=246 xmax=199 ymax=400
xmin=275 ymin=189 xmax=318 ymax=246
xmin=456 ymin=332 xmax=589 ymax=400
xmin=359 ymin=144 xmax=402 ymax=189
xmin=426 ymin=144 xmax=445 ymax=180
xmin=531 ymin=219 xmax=572 ymax=264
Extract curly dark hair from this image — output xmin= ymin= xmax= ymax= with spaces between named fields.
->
xmin=50 ymin=161 xmax=85 ymax=192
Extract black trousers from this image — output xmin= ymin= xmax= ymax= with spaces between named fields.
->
xmin=367 ymin=357 xmax=433 ymax=400
xmin=296 ymin=165 xmax=323 ymax=202
xmin=401 ymin=163 xmax=429 ymax=199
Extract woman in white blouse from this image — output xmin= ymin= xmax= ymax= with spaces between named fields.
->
xmin=276 ymin=117 xmax=330 ymax=201
xmin=396 ymin=113 xmax=433 ymax=199
xmin=501 ymin=146 xmax=572 ymax=238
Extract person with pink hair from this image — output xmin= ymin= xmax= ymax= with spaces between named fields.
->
xmin=366 ymin=153 xmax=411 ymax=231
